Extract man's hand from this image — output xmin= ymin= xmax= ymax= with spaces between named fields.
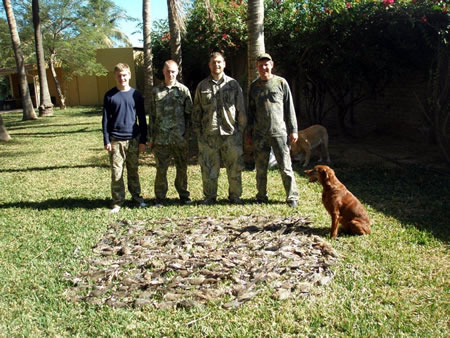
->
xmin=138 ymin=143 xmax=146 ymax=153
xmin=104 ymin=143 xmax=112 ymax=152
xmin=289 ymin=132 xmax=298 ymax=144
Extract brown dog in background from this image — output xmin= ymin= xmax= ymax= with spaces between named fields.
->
xmin=304 ymin=165 xmax=371 ymax=238
xmin=290 ymin=124 xmax=330 ymax=167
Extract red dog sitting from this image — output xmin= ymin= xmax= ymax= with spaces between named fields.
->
xmin=304 ymin=165 xmax=371 ymax=238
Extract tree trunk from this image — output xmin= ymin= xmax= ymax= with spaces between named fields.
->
xmin=247 ymin=0 xmax=265 ymax=90
xmin=32 ymin=0 xmax=54 ymax=117
xmin=244 ymin=0 xmax=265 ymax=169
xmin=143 ymin=0 xmax=153 ymax=113
xmin=3 ymin=0 xmax=38 ymax=121
xmin=433 ymin=44 xmax=450 ymax=163
xmin=0 ymin=115 xmax=11 ymax=142
xmin=167 ymin=0 xmax=183 ymax=81
xmin=49 ymin=51 xmax=66 ymax=109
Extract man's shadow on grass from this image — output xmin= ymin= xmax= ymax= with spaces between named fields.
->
xmin=0 ymin=198 xmax=106 ymax=210
xmin=143 ymin=197 xmax=286 ymax=207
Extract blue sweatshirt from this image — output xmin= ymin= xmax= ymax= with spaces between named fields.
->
xmin=102 ymin=87 xmax=147 ymax=145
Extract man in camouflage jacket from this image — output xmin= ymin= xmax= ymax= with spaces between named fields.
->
xmin=148 ymin=60 xmax=193 ymax=205
xmin=248 ymin=53 xmax=299 ymax=208
xmin=193 ymin=52 xmax=247 ymax=204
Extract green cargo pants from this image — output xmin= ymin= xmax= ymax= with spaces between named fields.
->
xmin=153 ymin=142 xmax=190 ymax=200
xmin=197 ymin=132 xmax=243 ymax=201
xmin=253 ymin=134 xmax=298 ymax=202
xmin=109 ymin=137 xmax=144 ymax=207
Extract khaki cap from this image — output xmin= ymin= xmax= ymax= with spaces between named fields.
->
xmin=257 ymin=53 xmax=272 ymax=61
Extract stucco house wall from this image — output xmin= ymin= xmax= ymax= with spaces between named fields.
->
xmin=65 ymin=47 xmax=143 ymax=106
xmin=0 ymin=48 xmax=143 ymax=109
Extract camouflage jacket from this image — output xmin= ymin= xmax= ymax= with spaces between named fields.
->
xmin=193 ymin=74 xmax=247 ymax=136
xmin=248 ymin=75 xmax=298 ymax=138
xmin=148 ymin=81 xmax=193 ymax=145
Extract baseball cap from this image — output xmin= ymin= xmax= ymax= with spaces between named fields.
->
xmin=257 ymin=53 xmax=272 ymax=61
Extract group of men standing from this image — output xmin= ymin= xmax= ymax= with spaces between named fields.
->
xmin=102 ymin=52 xmax=299 ymax=213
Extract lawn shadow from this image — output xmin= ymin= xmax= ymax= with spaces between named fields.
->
xmin=11 ymin=127 xmax=100 ymax=138
xmin=0 ymin=164 xmax=109 ymax=173
xmin=6 ymin=122 xmax=97 ymax=131
xmin=70 ymin=107 xmax=102 ymax=116
xmin=298 ymin=164 xmax=450 ymax=243
xmin=0 ymin=150 xmax=42 ymax=158
xmin=197 ymin=198 xmax=284 ymax=206
xmin=145 ymin=198 xmax=192 ymax=207
xmin=143 ymin=197 xmax=284 ymax=207
xmin=0 ymin=198 xmax=106 ymax=210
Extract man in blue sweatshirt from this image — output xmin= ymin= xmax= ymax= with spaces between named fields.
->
xmin=102 ymin=63 xmax=147 ymax=213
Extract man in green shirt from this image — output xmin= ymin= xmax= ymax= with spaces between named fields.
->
xmin=193 ymin=52 xmax=247 ymax=204
xmin=148 ymin=60 xmax=193 ymax=205
xmin=248 ymin=53 xmax=299 ymax=208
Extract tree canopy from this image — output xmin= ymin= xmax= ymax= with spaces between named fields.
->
xmin=0 ymin=0 xmax=133 ymax=77
xmin=149 ymin=0 xmax=448 ymax=160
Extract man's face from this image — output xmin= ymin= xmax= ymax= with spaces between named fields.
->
xmin=257 ymin=59 xmax=274 ymax=81
xmin=209 ymin=55 xmax=226 ymax=77
xmin=163 ymin=63 xmax=179 ymax=85
xmin=115 ymin=70 xmax=131 ymax=89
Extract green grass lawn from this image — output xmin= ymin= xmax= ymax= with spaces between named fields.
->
xmin=0 ymin=107 xmax=448 ymax=336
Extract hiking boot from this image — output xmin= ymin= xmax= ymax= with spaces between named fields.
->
xmin=180 ymin=197 xmax=192 ymax=205
xmin=154 ymin=199 xmax=164 ymax=207
xmin=200 ymin=198 xmax=216 ymax=205
xmin=287 ymin=200 xmax=298 ymax=208
xmin=229 ymin=197 xmax=243 ymax=204
xmin=256 ymin=196 xmax=268 ymax=204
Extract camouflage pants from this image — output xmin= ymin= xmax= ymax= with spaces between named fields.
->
xmin=197 ymin=133 xmax=243 ymax=200
xmin=153 ymin=142 xmax=190 ymax=200
xmin=109 ymin=137 xmax=144 ymax=207
xmin=254 ymin=134 xmax=298 ymax=202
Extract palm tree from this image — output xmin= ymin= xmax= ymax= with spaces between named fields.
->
xmin=32 ymin=0 xmax=53 ymax=117
xmin=0 ymin=115 xmax=11 ymax=142
xmin=204 ymin=0 xmax=216 ymax=23
xmin=86 ymin=0 xmax=132 ymax=47
xmin=2 ymin=0 xmax=38 ymax=120
xmin=247 ymin=0 xmax=265 ymax=89
xmin=245 ymin=0 xmax=265 ymax=167
xmin=143 ymin=0 xmax=153 ymax=113
xmin=48 ymin=51 xmax=66 ymax=109
xmin=167 ymin=0 xmax=185 ymax=81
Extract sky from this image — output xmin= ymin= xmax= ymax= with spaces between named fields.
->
xmin=112 ymin=0 xmax=168 ymax=47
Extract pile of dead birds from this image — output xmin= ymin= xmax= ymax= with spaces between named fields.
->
xmin=63 ymin=215 xmax=337 ymax=309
